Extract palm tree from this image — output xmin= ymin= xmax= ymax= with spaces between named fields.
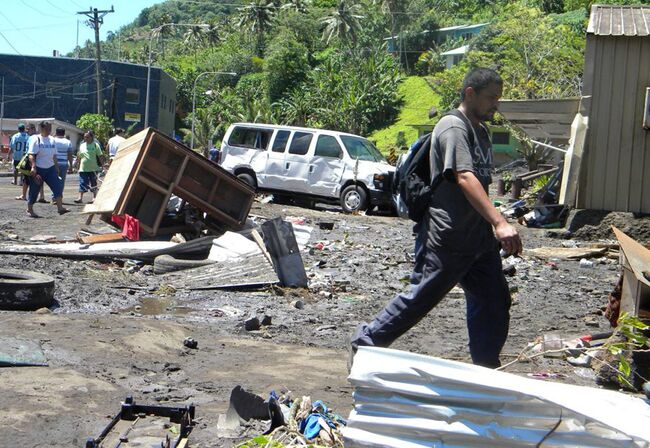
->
xmin=205 ymin=21 xmax=221 ymax=47
xmin=236 ymin=0 xmax=276 ymax=56
xmin=180 ymin=108 xmax=219 ymax=156
xmin=152 ymin=13 xmax=174 ymax=58
xmin=183 ymin=26 xmax=206 ymax=62
xmin=281 ymin=0 xmax=311 ymax=14
xmin=321 ymin=0 xmax=363 ymax=45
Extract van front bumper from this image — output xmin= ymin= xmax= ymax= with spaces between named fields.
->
xmin=369 ymin=189 xmax=394 ymax=207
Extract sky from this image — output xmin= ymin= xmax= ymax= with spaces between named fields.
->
xmin=0 ymin=0 xmax=164 ymax=57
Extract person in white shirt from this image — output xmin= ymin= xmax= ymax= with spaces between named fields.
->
xmin=26 ymin=121 xmax=70 ymax=218
xmin=107 ymin=128 xmax=126 ymax=162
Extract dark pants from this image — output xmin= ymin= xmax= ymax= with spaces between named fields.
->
xmin=28 ymin=165 xmax=63 ymax=205
xmin=351 ymin=221 xmax=511 ymax=368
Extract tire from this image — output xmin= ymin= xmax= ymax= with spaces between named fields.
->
xmin=153 ymin=255 xmax=216 ymax=275
xmin=0 ymin=269 xmax=55 ymax=311
xmin=237 ymin=173 xmax=256 ymax=189
xmin=340 ymin=184 xmax=368 ymax=213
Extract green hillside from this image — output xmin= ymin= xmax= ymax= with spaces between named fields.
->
xmin=370 ymin=76 xmax=440 ymax=154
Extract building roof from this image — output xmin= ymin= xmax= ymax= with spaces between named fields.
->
xmin=498 ymin=98 xmax=581 ymax=143
xmin=436 ymin=23 xmax=488 ymax=32
xmin=441 ymin=45 xmax=469 ymax=56
xmin=587 ymin=5 xmax=650 ymax=36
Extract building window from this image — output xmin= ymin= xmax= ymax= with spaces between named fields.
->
xmin=492 ymin=131 xmax=510 ymax=145
xmin=461 ymin=32 xmax=474 ymax=40
xmin=46 ymin=82 xmax=62 ymax=98
xmin=73 ymin=82 xmax=88 ymax=100
xmin=126 ymin=88 xmax=140 ymax=104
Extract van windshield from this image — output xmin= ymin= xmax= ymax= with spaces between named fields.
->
xmin=340 ymin=136 xmax=386 ymax=162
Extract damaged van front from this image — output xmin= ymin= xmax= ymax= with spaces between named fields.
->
xmin=219 ymin=123 xmax=395 ymax=213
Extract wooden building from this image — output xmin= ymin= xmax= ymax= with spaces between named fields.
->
xmin=577 ymin=5 xmax=650 ymax=214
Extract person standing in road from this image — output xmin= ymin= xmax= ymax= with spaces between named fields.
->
xmin=52 ymin=127 xmax=73 ymax=197
xmin=26 ymin=121 xmax=70 ymax=218
xmin=74 ymin=130 xmax=104 ymax=204
xmin=9 ymin=123 xmax=29 ymax=198
xmin=350 ymin=68 xmax=522 ymax=369
xmin=107 ymin=127 xmax=125 ymax=162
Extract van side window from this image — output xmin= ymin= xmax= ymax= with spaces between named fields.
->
xmin=315 ymin=135 xmax=342 ymax=158
xmin=288 ymin=132 xmax=313 ymax=155
xmin=228 ymin=127 xmax=272 ymax=150
xmin=272 ymin=130 xmax=290 ymax=153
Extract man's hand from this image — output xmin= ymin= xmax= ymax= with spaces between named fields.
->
xmin=495 ymin=220 xmax=522 ymax=256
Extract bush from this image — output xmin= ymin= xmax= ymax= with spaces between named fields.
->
xmin=76 ymin=114 xmax=113 ymax=146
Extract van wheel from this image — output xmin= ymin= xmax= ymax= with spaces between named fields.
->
xmin=237 ymin=173 xmax=256 ymax=189
xmin=340 ymin=185 xmax=368 ymax=213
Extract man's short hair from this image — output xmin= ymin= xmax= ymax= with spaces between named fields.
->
xmin=55 ymin=127 xmax=65 ymax=136
xmin=460 ymin=68 xmax=503 ymax=101
xmin=114 ymin=128 xmax=124 ymax=135
xmin=18 ymin=123 xmax=25 ymax=131
xmin=39 ymin=120 xmax=51 ymax=129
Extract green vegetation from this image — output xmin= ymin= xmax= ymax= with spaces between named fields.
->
xmin=76 ymin=114 xmax=113 ymax=146
xmin=369 ymin=76 xmax=439 ymax=154
xmin=68 ymin=0 xmax=650 ymax=154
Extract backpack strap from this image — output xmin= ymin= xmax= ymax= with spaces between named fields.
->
xmin=446 ymin=109 xmax=476 ymax=149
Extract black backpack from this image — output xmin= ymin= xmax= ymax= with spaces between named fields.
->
xmin=397 ymin=109 xmax=476 ymax=222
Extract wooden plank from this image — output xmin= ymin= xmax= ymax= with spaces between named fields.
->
xmin=559 ymin=113 xmax=588 ymax=206
xmin=498 ymin=99 xmax=580 ymax=115
xmin=116 ymin=130 xmax=155 ymax=215
xmin=83 ymin=128 xmax=151 ymax=215
xmin=80 ymin=233 xmax=124 ymax=244
xmin=173 ymin=185 xmax=241 ymax=228
xmin=135 ymin=175 xmax=169 ymax=195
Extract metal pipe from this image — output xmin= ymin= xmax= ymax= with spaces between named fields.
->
xmin=531 ymin=139 xmax=568 ymax=154
xmin=190 ymin=71 xmax=236 ymax=152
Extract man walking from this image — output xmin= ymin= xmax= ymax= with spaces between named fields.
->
xmin=107 ymin=127 xmax=125 ymax=162
xmin=52 ymin=127 xmax=73 ymax=198
xmin=350 ymin=68 xmax=522 ymax=369
xmin=9 ymin=123 xmax=29 ymax=196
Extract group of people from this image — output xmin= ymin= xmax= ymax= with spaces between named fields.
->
xmin=8 ymin=122 xmax=126 ymax=218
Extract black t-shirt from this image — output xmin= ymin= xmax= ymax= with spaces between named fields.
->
xmin=427 ymin=111 xmax=495 ymax=253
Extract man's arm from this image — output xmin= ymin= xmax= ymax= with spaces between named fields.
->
xmin=456 ymin=170 xmax=522 ymax=255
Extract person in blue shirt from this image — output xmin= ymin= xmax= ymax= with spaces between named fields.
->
xmin=52 ymin=127 xmax=73 ymax=198
xmin=9 ymin=123 xmax=30 ymax=199
xmin=208 ymin=143 xmax=220 ymax=163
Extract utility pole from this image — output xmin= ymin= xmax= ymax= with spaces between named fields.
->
xmin=77 ymin=6 xmax=114 ymax=115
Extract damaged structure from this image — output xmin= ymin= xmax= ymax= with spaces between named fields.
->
xmin=577 ymin=5 xmax=650 ymax=214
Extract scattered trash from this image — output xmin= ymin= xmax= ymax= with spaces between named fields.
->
xmin=579 ymin=258 xmax=595 ymax=268
xmin=220 ymin=386 xmax=345 ymax=446
xmin=245 ymin=316 xmax=261 ymax=332
xmin=86 ymin=395 xmax=195 ymax=448
xmin=183 ymin=337 xmax=198 ymax=349
xmin=527 ymin=246 xmax=608 ymax=260
xmin=318 ymin=221 xmax=335 ymax=230
xmin=527 ymin=372 xmax=567 ymax=380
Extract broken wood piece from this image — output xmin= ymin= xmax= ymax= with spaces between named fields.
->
xmin=79 ymin=232 xmax=125 ymax=244
xmin=526 ymin=246 xmax=608 ymax=260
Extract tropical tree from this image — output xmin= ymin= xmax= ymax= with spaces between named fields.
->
xmin=321 ymin=0 xmax=363 ymax=45
xmin=151 ymin=13 xmax=174 ymax=58
xmin=205 ymin=21 xmax=221 ymax=47
xmin=237 ymin=0 xmax=276 ymax=56
xmin=281 ymin=0 xmax=311 ymax=13
xmin=180 ymin=108 xmax=219 ymax=155
xmin=183 ymin=25 xmax=207 ymax=61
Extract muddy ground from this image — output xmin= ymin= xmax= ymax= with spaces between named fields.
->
xmin=0 ymin=173 xmax=648 ymax=447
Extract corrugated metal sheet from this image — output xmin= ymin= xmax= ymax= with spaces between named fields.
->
xmin=578 ymin=7 xmax=650 ymax=214
xmin=344 ymin=347 xmax=650 ymax=447
xmin=587 ymin=5 xmax=650 ymax=37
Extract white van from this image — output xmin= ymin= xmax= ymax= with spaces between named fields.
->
xmin=219 ymin=123 xmax=395 ymax=213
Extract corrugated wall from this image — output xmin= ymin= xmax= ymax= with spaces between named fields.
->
xmin=578 ymin=35 xmax=650 ymax=213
